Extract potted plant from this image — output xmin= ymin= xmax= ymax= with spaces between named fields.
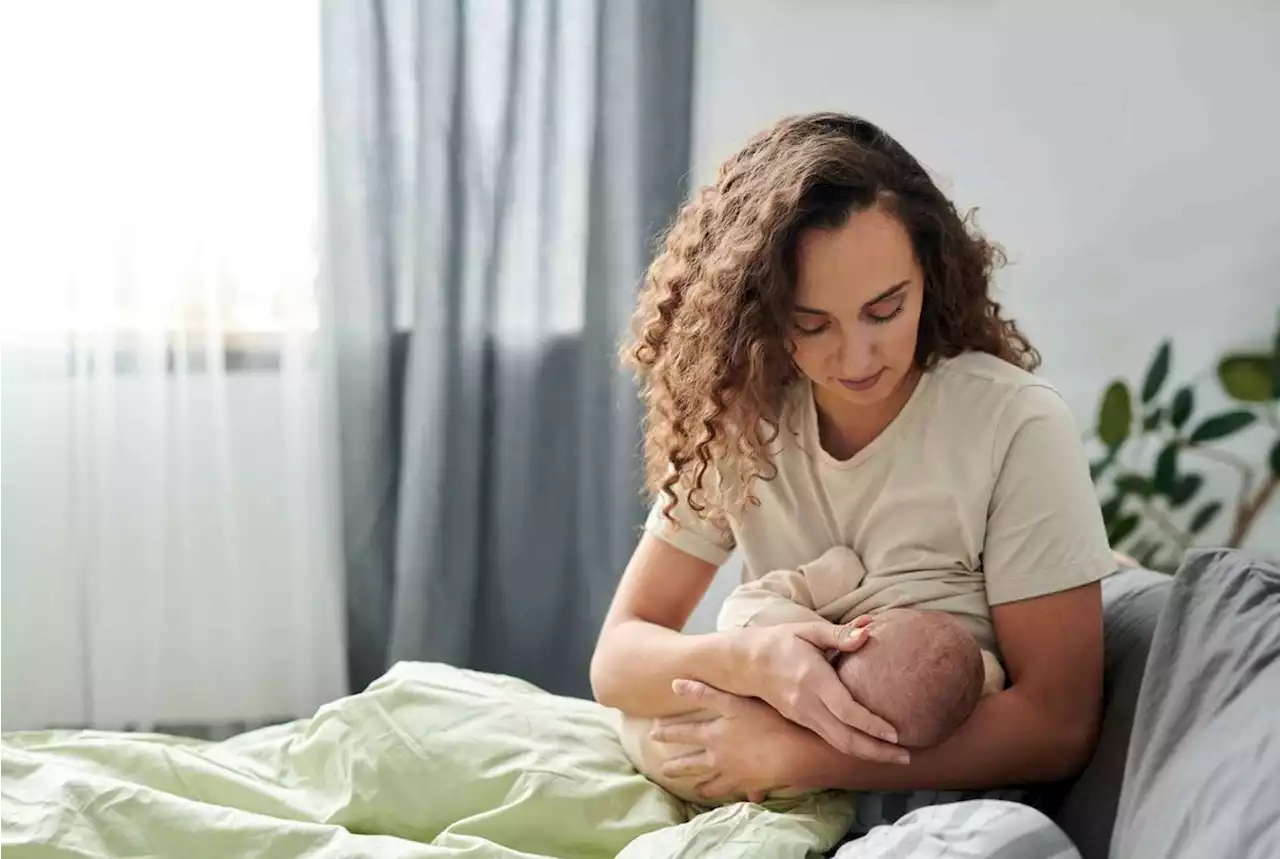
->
xmin=1087 ymin=315 xmax=1280 ymax=572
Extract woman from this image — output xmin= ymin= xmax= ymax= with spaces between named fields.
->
xmin=591 ymin=113 xmax=1115 ymax=850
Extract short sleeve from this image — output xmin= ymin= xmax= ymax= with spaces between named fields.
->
xmin=644 ymin=484 xmax=736 ymax=567
xmin=982 ymin=384 xmax=1117 ymax=606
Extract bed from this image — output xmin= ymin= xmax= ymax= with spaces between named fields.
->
xmin=3 ymin=549 xmax=1276 ymax=858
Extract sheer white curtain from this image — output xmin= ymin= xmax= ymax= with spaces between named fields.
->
xmin=0 ymin=1 xmax=346 ymax=730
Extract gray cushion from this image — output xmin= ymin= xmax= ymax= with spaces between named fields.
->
xmin=1052 ymin=565 xmax=1171 ymax=859
xmin=1109 ymin=549 xmax=1280 ymax=859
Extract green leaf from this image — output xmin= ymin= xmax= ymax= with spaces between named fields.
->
xmin=1098 ymin=381 xmax=1133 ymax=449
xmin=1090 ymin=447 xmax=1117 ymax=482
xmin=1170 ymin=473 xmax=1203 ymax=508
xmin=1108 ymin=513 xmax=1140 ymax=545
xmin=1142 ymin=408 xmax=1164 ymax=432
xmin=1142 ymin=340 xmax=1172 ymax=403
xmin=1100 ymin=494 xmax=1124 ymax=526
xmin=1272 ymin=317 xmax=1280 ymax=398
xmin=1190 ymin=501 xmax=1222 ymax=535
xmin=1153 ymin=442 xmax=1180 ymax=496
xmin=1188 ymin=410 xmax=1258 ymax=444
xmin=1217 ymin=354 xmax=1275 ymax=402
xmin=1270 ymin=437 xmax=1280 ymax=477
xmin=1114 ymin=473 xmax=1152 ymax=497
xmin=1136 ymin=541 xmax=1164 ymax=568
xmin=1170 ymin=387 xmax=1194 ymax=430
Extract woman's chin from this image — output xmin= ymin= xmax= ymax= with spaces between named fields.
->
xmin=816 ymin=366 xmax=918 ymax=414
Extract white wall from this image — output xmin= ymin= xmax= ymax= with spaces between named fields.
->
xmin=687 ymin=0 xmax=1280 ymax=620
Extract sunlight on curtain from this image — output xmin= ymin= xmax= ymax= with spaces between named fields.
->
xmin=0 ymin=1 xmax=347 ymax=730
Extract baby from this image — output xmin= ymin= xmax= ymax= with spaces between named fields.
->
xmin=619 ymin=546 xmax=1005 ymax=804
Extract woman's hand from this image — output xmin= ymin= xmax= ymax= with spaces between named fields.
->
xmin=651 ymin=680 xmax=815 ymax=803
xmin=733 ymin=618 xmax=908 ymax=764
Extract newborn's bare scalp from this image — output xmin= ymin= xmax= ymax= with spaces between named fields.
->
xmin=835 ymin=608 xmax=985 ymax=749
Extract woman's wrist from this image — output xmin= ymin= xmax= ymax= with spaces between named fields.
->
xmin=592 ymin=620 xmax=755 ymax=718
xmin=691 ymin=627 xmax=760 ymax=699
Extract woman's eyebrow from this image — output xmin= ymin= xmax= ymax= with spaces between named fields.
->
xmin=863 ymin=281 xmax=910 ymax=307
xmin=792 ymin=304 xmax=830 ymax=316
xmin=793 ymin=280 xmax=909 ymax=316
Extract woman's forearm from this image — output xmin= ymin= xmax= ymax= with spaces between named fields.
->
xmin=590 ymin=619 xmax=753 ymax=718
xmin=792 ymin=684 xmax=1099 ymax=791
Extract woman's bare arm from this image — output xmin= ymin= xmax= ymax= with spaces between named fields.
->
xmin=590 ymin=533 xmax=748 ymax=717
xmin=789 ymin=580 xmax=1104 ymax=790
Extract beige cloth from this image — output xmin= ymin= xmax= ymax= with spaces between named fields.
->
xmin=646 ymin=351 xmax=1118 ymax=654
xmin=720 ymin=545 xmax=1006 ymax=696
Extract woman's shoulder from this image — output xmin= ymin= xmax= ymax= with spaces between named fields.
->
xmin=927 ymin=352 xmax=1081 ymax=465
xmin=932 ymin=350 xmax=1047 ymax=391
xmin=931 ymin=352 xmax=1063 ymax=412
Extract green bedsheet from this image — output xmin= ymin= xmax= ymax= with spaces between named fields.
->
xmin=2 ymin=662 xmax=855 ymax=857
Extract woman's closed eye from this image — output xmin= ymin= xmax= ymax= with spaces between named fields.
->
xmin=794 ymin=318 xmax=830 ymax=336
xmin=865 ymin=295 xmax=905 ymax=324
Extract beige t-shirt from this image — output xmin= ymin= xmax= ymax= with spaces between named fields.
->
xmin=646 ymin=351 xmax=1116 ymax=654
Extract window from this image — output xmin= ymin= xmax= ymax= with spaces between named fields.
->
xmin=1 ymin=2 xmax=320 ymax=342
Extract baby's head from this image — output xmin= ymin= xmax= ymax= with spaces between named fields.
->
xmin=833 ymin=608 xmax=984 ymax=748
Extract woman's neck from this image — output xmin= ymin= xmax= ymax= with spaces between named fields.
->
xmin=813 ymin=366 xmax=923 ymax=460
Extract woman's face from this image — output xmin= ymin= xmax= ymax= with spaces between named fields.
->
xmin=789 ymin=205 xmax=924 ymax=411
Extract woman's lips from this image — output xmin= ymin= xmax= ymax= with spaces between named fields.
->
xmin=839 ymin=370 xmax=885 ymax=392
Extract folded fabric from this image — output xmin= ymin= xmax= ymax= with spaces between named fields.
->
xmin=2 ymin=661 xmax=853 ymax=858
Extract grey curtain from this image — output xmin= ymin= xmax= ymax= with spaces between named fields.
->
xmin=320 ymin=0 xmax=695 ymax=696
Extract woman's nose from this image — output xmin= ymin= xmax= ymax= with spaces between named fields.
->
xmin=839 ymin=329 xmax=876 ymax=375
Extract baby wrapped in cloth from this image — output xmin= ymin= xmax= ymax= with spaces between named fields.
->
xmin=620 ymin=546 xmax=1006 ymax=804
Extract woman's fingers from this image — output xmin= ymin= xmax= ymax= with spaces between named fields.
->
xmin=795 ymin=621 xmax=869 ymax=653
xmin=661 ymin=750 xmax=715 ymax=779
xmin=651 ymin=720 xmax=708 ymax=744
xmin=671 ymin=678 xmax=739 ymax=711
xmin=787 ymin=704 xmax=858 ymax=756
xmin=814 ymin=678 xmax=899 ymax=744
xmin=653 ymin=709 xmax=711 ymax=726
xmin=843 ymin=729 xmax=909 ymax=765
xmin=804 ymin=681 xmax=908 ymax=763
xmin=834 ymin=627 xmax=870 ymax=653
xmin=694 ymin=775 xmax=737 ymax=800
xmin=807 ymin=702 xmax=907 ymax=764
xmin=815 ymin=709 xmax=909 ymax=764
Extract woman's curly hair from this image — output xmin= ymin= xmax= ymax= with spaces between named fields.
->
xmin=623 ymin=112 xmax=1040 ymax=525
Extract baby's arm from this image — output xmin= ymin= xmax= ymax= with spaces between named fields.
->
xmin=716 ymin=568 xmax=828 ymax=629
xmin=716 ymin=545 xmax=867 ymax=630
